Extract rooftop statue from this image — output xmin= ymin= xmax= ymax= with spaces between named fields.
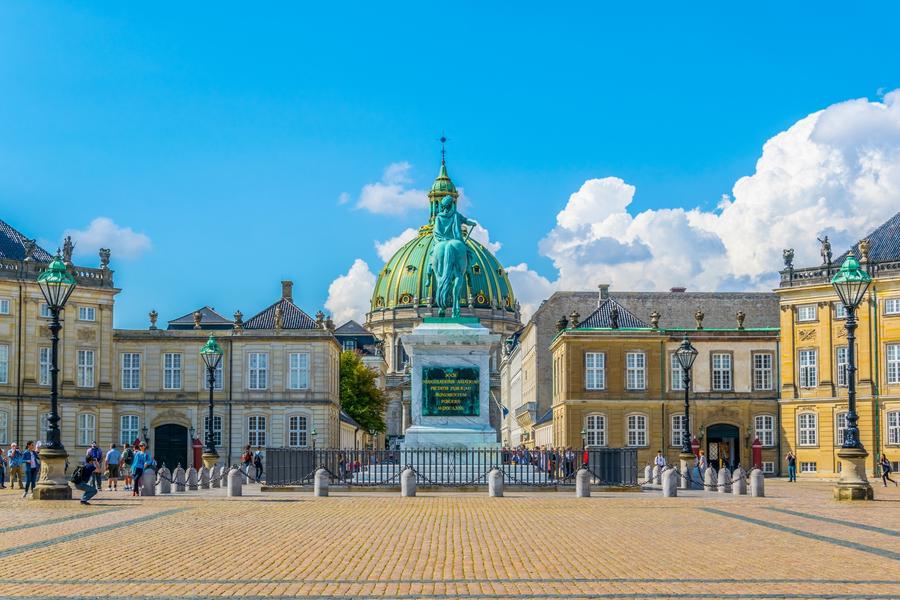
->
xmin=425 ymin=195 xmax=477 ymax=318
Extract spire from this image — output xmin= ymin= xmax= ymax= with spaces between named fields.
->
xmin=427 ymin=134 xmax=458 ymax=224
xmin=440 ymin=133 xmax=447 ymax=165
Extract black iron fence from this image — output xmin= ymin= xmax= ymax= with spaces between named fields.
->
xmin=264 ymin=447 xmax=638 ymax=488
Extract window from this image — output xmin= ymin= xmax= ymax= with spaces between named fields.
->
xmin=671 ymin=414 xmax=689 ymax=447
xmin=0 ymin=344 xmax=8 ymax=384
xmin=835 ymin=412 xmax=849 ymax=446
xmin=762 ymin=461 xmax=775 ymax=474
xmin=78 ymin=306 xmax=96 ymax=321
xmin=625 ymin=352 xmax=646 ymax=390
xmin=342 ymin=339 xmax=357 ymax=351
xmin=798 ymin=350 xmax=818 ymax=388
xmin=800 ymin=461 xmax=817 ymax=473
xmin=39 ymin=347 xmax=51 ymax=386
xmin=163 ymin=353 xmax=182 ymax=390
xmin=585 ymin=414 xmax=606 ymax=447
xmin=711 ymin=353 xmax=732 ymax=391
xmin=121 ymin=353 xmax=141 ymax=390
xmin=797 ymin=412 xmax=818 ymax=447
xmin=885 ymin=298 xmax=900 ymax=315
xmin=202 ymin=353 xmax=224 ymax=390
xmin=288 ymin=415 xmax=308 ymax=447
xmin=77 ymin=413 xmax=96 ymax=446
xmin=585 ymin=352 xmax=605 ymax=390
xmin=289 ymin=352 xmax=309 ymax=390
xmin=76 ymin=350 xmax=94 ymax=387
xmin=887 ymin=344 xmax=900 ymax=385
xmin=834 ymin=303 xmax=848 ymax=319
xmin=39 ymin=303 xmax=52 ymax=318
xmin=120 ymin=415 xmax=139 ymax=446
xmin=0 ymin=299 xmax=9 ymax=314
xmin=670 ymin=353 xmax=686 ymax=391
xmin=40 ymin=413 xmax=51 ymax=436
xmin=886 ymin=411 xmax=899 ymax=446
xmin=0 ymin=410 xmax=7 ymax=444
xmin=836 ymin=346 xmax=849 ymax=387
xmin=626 ymin=414 xmax=647 ymax=447
xmin=204 ymin=415 xmax=223 ymax=446
xmin=797 ymin=304 xmax=817 ymax=322
xmin=248 ymin=415 xmax=266 ymax=447
xmin=753 ymin=353 xmax=773 ymax=391
xmin=754 ymin=414 xmax=775 ymax=447
xmin=248 ymin=352 xmax=268 ymax=390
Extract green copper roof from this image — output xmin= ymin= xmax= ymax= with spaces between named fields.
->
xmin=430 ymin=161 xmax=457 ymax=196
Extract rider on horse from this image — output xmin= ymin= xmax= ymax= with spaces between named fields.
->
xmin=426 ymin=195 xmax=477 ymax=317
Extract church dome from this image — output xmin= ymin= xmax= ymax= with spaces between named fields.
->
xmin=369 ymin=160 xmax=516 ymax=314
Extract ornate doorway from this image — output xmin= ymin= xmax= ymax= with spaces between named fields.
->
xmin=154 ymin=424 xmax=189 ymax=471
xmin=706 ymin=423 xmax=740 ymax=470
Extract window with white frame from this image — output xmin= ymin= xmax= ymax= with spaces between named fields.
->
xmin=888 ymin=411 xmax=900 ymax=446
xmin=584 ymin=352 xmax=605 ymax=390
xmin=835 ymin=411 xmax=849 ymax=446
xmin=670 ymin=413 xmax=689 ymax=447
xmin=0 ymin=299 xmax=9 ymax=314
xmin=248 ymin=415 xmax=266 ymax=447
xmin=797 ymin=304 xmax=817 ymax=322
xmin=202 ymin=353 xmax=224 ymax=390
xmin=797 ymin=412 xmax=818 ymax=447
xmin=753 ymin=353 xmax=773 ymax=391
xmin=834 ymin=303 xmax=848 ymax=319
xmin=626 ymin=414 xmax=647 ymax=447
xmin=39 ymin=303 xmax=52 ymax=318
xmin=342 ymin=339 xmax=357 ymax=351
xmin=39 ymin=347 xmax=51 ymax=386
xmin=670 ymin=353 xmax=686 ymax=391
xmin=711 ymin=353 xmax=732 ymax=391
xmin=77 ymin=413 xmax=96 ymax=446
xmin=40 ymin=413 xmax=50 ymax=436
xmin=121 ymin=353 xmax=141 ymax=390
xmin=204 ymin=415 xmax=223 ymax=446
xmin=0 ymin=410 xmax=7 ymax=444
xmin=800 ymin=461 xmax=817 ymax=473
xmin=0 ymin=344 xmax=8 ymax=384
xmin=288 ymin=415 xmax=308 ymax=447
xmin=78 ymin=306 xmax=96 ymax=321
xmin=76 ymin=350 xmax=94 ymax=387
xmin=836 ymin=346 xmax=849 ymax=387
xmin=625 ymin=352 xmax=646 ymax=390
xmin=120 ymin=415 xmax=139 ymax=446
xmin=289 ymin=352 xmax=309 ymax=390
xmin=887 ymin=344 xmax=900 ymax=385
xmin=163 ymin=353 xmax=182 ymax=390
xmin=798 ymin=349 xmax=818 ymax=388
xmin=754 ymin=414 xmax=775 ymax=447
xmin=585 ymin=414 xmax=606 ymax=447
xmin=885 ymin=298 xmax=900 ymax=315
xmin=762 ymin=461 xmax=775 ymax=474
xmin=248 ymin=352 xmax=268 ymax=390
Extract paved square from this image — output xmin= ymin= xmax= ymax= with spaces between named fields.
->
xmin=0 ymin=480 xmax=897 ymax=599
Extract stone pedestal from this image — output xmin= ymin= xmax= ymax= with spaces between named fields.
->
xmin=643 ymin=465 xmax=652 ymax=482
xmin=661 ymin=468 xmax=678 ymax=497
xmin=314 ymin=468 xmax=329 ymax=497
xmin=717 ymin=467 xmax=732 ymax=493
xmin=678 ymin=453 xmax=695 ymax=490
xmin=187 ymin=467 xmax=198 ymax=491
xmin=227 ymin=468 xmax=242 ymax=497
xmin=731 ymin=467 xmax=747 ymax=495
xmin=488 ymin=469 xmax=503 ymax=497
xmin=157 ymin=468 xmax=172 ymax=494
xmin=652 ymin=465 xmax=662 ymax=485
xmin=834 ymin=447 xmax=874 ymax=501
xmin=174 ymin=466 xmax=186 ymax=492
xmin=211 ymin=465 xmax=221 ymax=488
xmin=34 ymin=447 xmax=72 ymax=500
xmin=575 ymin=468 xmax=591 ymax=497
xmin=703 ymin=466 xmax=717 ymax=492
xmin=141 ymin=467 xmax=156 ymax=496
xmin=201 ymin=451 xmax=219 ymax=471
xmin=749 ymin=468 xmax=765 ymax=497
xmin=400 ymin=468 xmax=416 ymax=497
xmin=199 ymin=467 xmax=210 ymax=489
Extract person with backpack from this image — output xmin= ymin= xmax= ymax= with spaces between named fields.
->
xmin=881 ymin=454 xmax=898 ymax=487
xmin=85 ymin=442 xmax=103 ymax=489
xmin=121 ymin=443 xmax=135 ymax=491
xmin=72 ymin=457 xmax=99 ymax=505
xmin=21 ymin=441 xmax=40 ymax=498
xmin=130 ymin=442 xmax=150 ymax=496
xmin=253 ymin=448 xmax=264 ymax=482
xmin=241 ymin=445 xmax=253 ymax=475
xmin=7 ymin=443 xmax=23 ymax=489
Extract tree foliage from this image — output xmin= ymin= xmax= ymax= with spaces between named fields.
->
xmin=339 ymin=350 xmax=387 ymax=433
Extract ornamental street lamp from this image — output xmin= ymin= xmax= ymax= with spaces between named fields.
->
xmin=831 ymin=255 xmax=874 ymax=501
xmin=200 ymin=334 xmax=224 ymax=469
xmin=311 ymin=427 xmax=318 ymax=451
xmin=34 ymin=253 xmax=77 ymax=500
xmin=674 ymin=334 xmax=699 ymax=489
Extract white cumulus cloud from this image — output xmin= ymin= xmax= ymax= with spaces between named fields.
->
xmin=63 ymin=217 xmax=152 ymax=260
xmin=325 ymin=259 xmax=377 ymax=324
xmin=375 ymin=228 xmax=419 ymax=262
xmin=355 ymin=162 xmax=428 ymax=215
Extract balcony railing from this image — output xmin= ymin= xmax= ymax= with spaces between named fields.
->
xmin=0 ymin=257 xmax=114 ymax=287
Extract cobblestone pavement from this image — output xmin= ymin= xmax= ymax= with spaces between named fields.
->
xmin=0 ymin=479 xmax=897 ymax=599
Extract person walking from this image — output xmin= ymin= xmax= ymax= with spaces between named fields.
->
xmin=86 ymin=442 xmax=103 ymax=489
xmin=121 ymin=443 xmax=135 ymax=491
xmin=881 ymin=455 xmax=898 ymax=487
xmin=654 ymin=450 xmax=667 ymax=471
xmin=697 ymin=450 xmax=709 ymax=475
xmin=0 ymin=445 xmax=6 ymax=489
xmin=241 ymin=445 xmax=252 ymax=475
xmin=785 ymin=451 xmax=797 ymax=482
xmin=130 ymin=442 xmax=149 ymax=496
xmin=105 ymin=443 xmax=122 ymax=491
xmin=253 ymin=449 xmax=264 ymax=482
xmin=72 ymin=457 xmax=99 ymax=505
xmin=21 ymin=441 xmax=40 ymax=498
xmin=7 ymin=443 xmax=24 ymax=489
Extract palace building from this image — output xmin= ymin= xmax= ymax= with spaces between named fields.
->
xmin=777 ymin=212 xmax=900 ymax=477
xmin=0 ymin=220 xmax=342 ymax=470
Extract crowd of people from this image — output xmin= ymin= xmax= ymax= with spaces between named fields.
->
xmin=501 ymin=446 xmax=582 ymax=480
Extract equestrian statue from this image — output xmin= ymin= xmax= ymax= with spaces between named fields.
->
xmin=425 ymin=195 xmax=477 ymax=318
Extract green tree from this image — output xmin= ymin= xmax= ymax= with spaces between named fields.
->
xmin=340 ymin=350 xmax=387 ymax=433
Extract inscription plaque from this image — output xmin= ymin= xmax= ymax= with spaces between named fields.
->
xmin=422 ymin=366 xmax=479 ymax=417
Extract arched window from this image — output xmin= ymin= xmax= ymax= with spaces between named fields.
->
xmin=626 ymin=413 xmax=648 ymax=447
xmin=797 ymin=412 xmax=818 ymax=447
xmin=585 ymin=414 xmax=606 ymax=447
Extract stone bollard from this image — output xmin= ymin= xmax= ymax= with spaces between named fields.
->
xmin=156 ymin=467 xmax=171 ymax=494
xmin=732 ymin=467 xmax=748 ymax=495
xmin=141 ymin=467 xmax=156 ymax=496
xmin=644 ymin=464 xmax=652 ymax=483
xmin=717 ymin=467 xmax=732 ymax=493
xmin=187 ymin=467 xmax=198 ymax=491
xmin=211 ymin=465 xmax=221 ymax=488
xmin=199 ymin=467 xmax=210 ymax=490
xmin=227 ymin=468 xmax=242 ymax=497
xmin=488 ymin=468 xmax=504 ymax=497
xmin=749 ymin=468 xmax=765 ymax=497
xmin=652 ymin=465 xmax=662 ymax=486
xmin=400 ymin=468 xmax=416 ymax=497
xmin=703 ymin=466 xmax=717 ymax=492
xmin=174 ymin=466 xmax=186 ymax=492
xmin=314 ymin=468 xmax=329 ymax=497
xmin=575 ymin=468 xmax=591 ymax=498
xmin=242 ymin=467 xmax=250 ymax=484
xmin=661 ymin=468 xmax=678 ymax=497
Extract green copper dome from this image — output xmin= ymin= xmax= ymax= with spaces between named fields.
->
xmin=430 ymin=161 xmax=457 ymax=195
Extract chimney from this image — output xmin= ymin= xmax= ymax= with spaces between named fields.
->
xmin=281 ymin=280 xmax=293 ymax=301
xmin=598 ymin=283 xmax=610 ymax=306
xmin=670 ymin=287 xmax=686 ymax=293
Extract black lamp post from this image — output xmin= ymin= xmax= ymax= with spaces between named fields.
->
xmin=200 ymin=334 xmax=224 ymax=468
xmin=33 ymin=253 xmax=77 ymax=500
xmin=674 ymin=334 xmax=699 ymax=488
xmin=310 ymin=427 xmax=318 ymax=451
xmin=831 ymin=255 xmax=873 ymax=500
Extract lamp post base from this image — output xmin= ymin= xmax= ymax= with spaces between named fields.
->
xmin=833 ymin=447 xmax=874 ymax=501
xmin=34 ymin=447 xmax=72 ymax=500
xmin=201 ymin=451 xmax=219 ymax=470
xmin=678 ymin=452 xmax=695 ymax=490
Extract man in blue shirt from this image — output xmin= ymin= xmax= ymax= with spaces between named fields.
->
xmin=85 ymin=442 xmax=103 ymax=489
xmin=73 ymin=457 xmax=99 ymax=505
xmin=104 ymin=443 xmax=122 ymax=492
xmin=7 ymin=443 xmax=23 ymax=490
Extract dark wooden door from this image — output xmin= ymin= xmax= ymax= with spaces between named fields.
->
xmin=154 ymin=424 xmax=188 ymax=471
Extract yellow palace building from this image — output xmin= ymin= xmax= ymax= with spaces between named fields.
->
xmin=777 ymin=212 xmax=900 ymax=478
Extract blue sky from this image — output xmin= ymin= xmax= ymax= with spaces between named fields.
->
xmin=2 ymin=3 xmax=900 ymax=327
